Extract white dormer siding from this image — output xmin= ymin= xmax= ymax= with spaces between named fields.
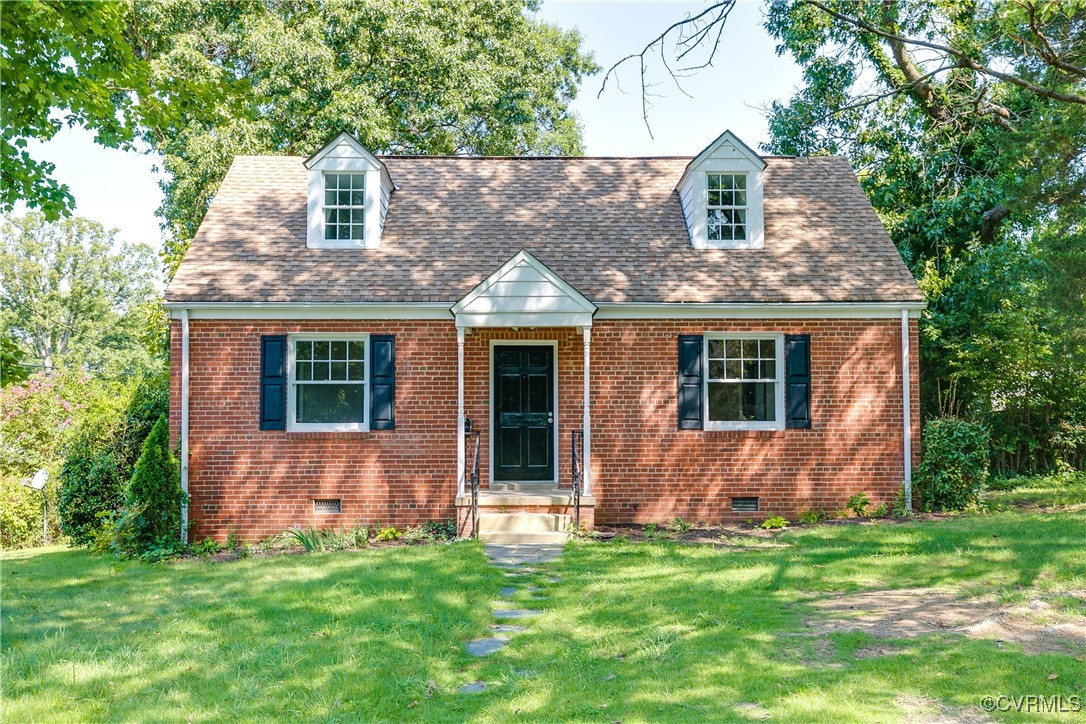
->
xmin=304 ymin=132 xmax=394 ymax=249
xmin=677 ymin=130 xmax=767 ymax=250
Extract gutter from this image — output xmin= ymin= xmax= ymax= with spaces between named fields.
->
xmin=180 ymin=309 xmax=190 ymax=543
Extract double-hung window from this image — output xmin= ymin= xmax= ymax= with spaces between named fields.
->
xmin=707 ymin=173 xmax=747 ymax=242
xmin=705 ymin=334 xmax=785 ymax=430
xmin=323 ymin=172 xmax=365 ymax=241
xmin=289 ymin=334 xmax=368 ymax=431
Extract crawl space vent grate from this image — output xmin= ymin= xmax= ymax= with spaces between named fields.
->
xmin=731 ymin=497 xmax=760 ymax=513
xmin=313 ymin=499 xmax=342 ymax=514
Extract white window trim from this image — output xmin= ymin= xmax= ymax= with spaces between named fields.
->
xmin=706 ymin=172 xmax=749 ymax=244
xmin=306 ymin=160 xmax=381 ymax=250
xmin=287 ymin=332 xmax=370 ymax=433
xmin=703 ymin=332 xmax=785 ymax=431
xmin=321 ymin=171 xmax=366 ymax=243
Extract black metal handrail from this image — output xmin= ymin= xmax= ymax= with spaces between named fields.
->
xmin=571 ymin=429 xmax=584 ymax=531
xmin=466 ymin=430 xmax=482 ymax=538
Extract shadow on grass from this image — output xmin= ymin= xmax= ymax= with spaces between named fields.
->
xmin=3 ymin=510 xmax=1084 ymax=721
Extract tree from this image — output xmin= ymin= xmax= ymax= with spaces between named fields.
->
xmin=117 ymin=414 xmax=184 ymax=552
xmin=601 ymin=0 xmax=1086 ymax=472
xmin=0 ymin=213 xmax=162 ymax=375
xmin=1 ymin=0 xmax=152 ymax=218
xmin=126 ymin=0 xmax=598 ymax=274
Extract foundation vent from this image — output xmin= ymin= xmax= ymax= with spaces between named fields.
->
xmin=313 ymin=499 xmax=342 ymax=514
xmin=730 ymin=497 xmax=760 ymax=513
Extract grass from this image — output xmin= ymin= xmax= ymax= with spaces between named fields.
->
xmin=983 ymin=470 xmax=1086 ymax=510
xmin=3 ymin=491 xmax=1085 ymax=721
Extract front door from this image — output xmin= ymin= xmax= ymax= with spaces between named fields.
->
xmin=493 ymin=345 xmax=555 ymax=481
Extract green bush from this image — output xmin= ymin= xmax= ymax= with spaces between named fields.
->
xmin=58 ymin=375 xmax=167 ymax=546
xmin=917 ymin=418 xmax=990 ymax=511
xmin=114 ymin=415 xmax=186 ymax=556
xmin=1 ymin=476 xmax=44 ymax=548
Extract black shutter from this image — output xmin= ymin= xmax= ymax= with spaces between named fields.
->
xmin=785 ymin=334 xmax=811 ymax=429
xmin=370 ymin=335 xmax=395 ymax=430
xmin=677 ymin=335 xmax=704 ymax=430
xmin=260 ymin=335 xmax=287 ymax=431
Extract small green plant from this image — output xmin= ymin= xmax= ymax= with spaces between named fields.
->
xmin=642 ymin=523 xmax=659 ymax=539
xmin=350 ymin=525 xmax=370 ymax=547
xmin=287 ymin=526 xmax=326 ymax=552
xmin=375 ymin=526 xmax=402 ymax=541
xmin=798 ymin=508 xmax=829 ymax=525
xmin=190 ymin=537 xmax=223 ymax=556
xmin=871 ymin=503 xmax=890 ymax=518
xmin=671 ymin=517 xmax=692 ymax=534
xmin=138 ymin=535 xmax=187 ymax=563
xmin=847 ymin=492 xmax=870 ymax=517
xmin=761 ymin=516 xmax=788 ymax=530
xmin=566 ymin=520 xmax=592 ymax=538
xmin=225 ymin=525 xmax=240 ymax=550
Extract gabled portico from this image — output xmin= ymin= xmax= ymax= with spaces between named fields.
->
xmin=451 ymin=251 xmax=597 ymax=539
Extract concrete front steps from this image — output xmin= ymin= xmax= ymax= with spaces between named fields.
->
xmin=477 ymin=512 xmax=571 ymax=545
xmin=455 ymin=485 xmax=594 ymax=540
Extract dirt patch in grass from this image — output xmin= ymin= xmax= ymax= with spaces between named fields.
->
xmin=807 ymin=588 xmax=1086 ymax=655
xmin=896 ymin=694 xmax=991 ymax=723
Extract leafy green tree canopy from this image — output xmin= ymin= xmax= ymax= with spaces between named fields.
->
xmin=131 ymin=0 xmax=598 ymax=273
xmin=0 ymin=213 xmax=163 ymax=376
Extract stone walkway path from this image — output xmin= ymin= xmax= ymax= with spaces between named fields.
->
xmin=458 ymin=543 xmax=565 ymax=694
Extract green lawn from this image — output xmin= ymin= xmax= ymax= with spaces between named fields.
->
xmin=3 ymin=506 xmax=1085 ymax=722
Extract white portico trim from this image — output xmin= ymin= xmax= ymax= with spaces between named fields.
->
xmin=451 ymin=250 xmax=597 ymax=496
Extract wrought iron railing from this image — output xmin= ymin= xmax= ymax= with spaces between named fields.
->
xmin=571 ymin=429 xmax=584 ymax=530
xmin=466 ymin=429 xmax=482 ymax=538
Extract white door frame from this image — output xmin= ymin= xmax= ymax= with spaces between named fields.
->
xmin=488 ymin=339 xmax=559 ymax=485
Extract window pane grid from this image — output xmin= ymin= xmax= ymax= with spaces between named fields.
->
xmin=707 ymin=173 xmax=748 ymax=242
xmin=323 ymin=172 xmax=365 ymax=241
xmin=293 ymin=337 xmax=366 ymax=426
xmin=707 ymin=336 xmax=778 ymax=424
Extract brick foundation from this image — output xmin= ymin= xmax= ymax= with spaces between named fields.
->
xmin=171 ymin=317 xmax=919 ymax=540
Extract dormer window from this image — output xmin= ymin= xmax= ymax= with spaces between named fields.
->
xmin=677 ymin=130 xmax=766 ymax=250
xmin=323 ymin=172 xmax=365 ymax=241
xmin=707 ymin=173 xmax=747 ymax=242
xmin=304 ymin=131 xmax=393 ymax=249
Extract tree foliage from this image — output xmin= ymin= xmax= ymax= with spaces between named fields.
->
xmin=605 ymin=0 xmax=1086 ymax=472
xmin=125 ymin=0 xmax=597 ymax=273
xmin=0 ymin=213 xmax=164 ymax=376
xmin=0 ymin=0 xmax=151 ymax=218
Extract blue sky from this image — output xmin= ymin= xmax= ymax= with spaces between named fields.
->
xmin=23 ymin=1 xmax=801 ymax=253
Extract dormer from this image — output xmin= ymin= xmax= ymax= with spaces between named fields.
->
xmin=304 ymin=132 xmax=394 ymax=249
xmin=676 ymin=130 xmax=766 ymax=250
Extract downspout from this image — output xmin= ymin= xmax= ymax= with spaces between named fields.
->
xmin=901 ymin=309 xmax=912 ymax=512
xmin=456 ymin=326 xmax=465 ymax=496
xmin=180 ymin=309 xmax=190 ymax=543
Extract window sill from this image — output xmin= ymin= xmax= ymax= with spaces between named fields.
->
xmin=288 ymin=425 xmax=370 ymax=434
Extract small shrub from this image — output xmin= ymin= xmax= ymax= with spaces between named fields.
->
xmin=671 ymin=517 xmax=692 ymax=534
xmin=917 ymin=418 xmax=990 ymax=511
xmin=892 ymin=484 xmax=912 ymax=517
xmin=225 ymin=525 xmax=240 ymax=551
xmin=798 ymin=508 xmax=829 ymax=525
xmin=138 ymin=535 xmax=186 ymax=563
xmin=642 ymin=523 xmax=659 ymax=539
xmin=761 ymin=516 xmax=788 ymax=530
xmin=375 ymin=526 xmax=402 ymax=542
xmin=847 ymin=492 xmax=870 ymax=517
xmin=421 ymin=519 xmax=456 ymax=541
xmin=0 ymin=477 xmax=44 ymax=548
xmin=114 ymin=416 xmax=186 ymax=556
xmin=871 ymin=503 xmax=890 ymax=518
xmin=350 ymin=525 xmax=370 ymax=547
xmin=87 ymin=512 xmax=117 ymax=555
xmin=190 ymin=537 xmax=223 ymax=556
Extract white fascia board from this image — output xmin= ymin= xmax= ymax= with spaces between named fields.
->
xmin=454 ymin=311 xmax=594 ymax=328
xmin=163 ymin=302 xmax=454 ymax=320
xmin=304 ymin=131 xmax=386 ymax=173
xmin=594 ymin=302 xmax=926 ymax=320
xmin=676 ymin=129 xmax=767 ymax=191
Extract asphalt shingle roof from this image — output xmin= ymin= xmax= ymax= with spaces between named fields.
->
xmin=165 ymin=154 xmax=923 ymax=304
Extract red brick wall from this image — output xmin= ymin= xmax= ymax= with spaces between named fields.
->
xmin=171 ymin=317 xmax=920 ymax=539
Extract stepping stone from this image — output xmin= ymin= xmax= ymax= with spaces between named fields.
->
xmin=499 ymin=586 xmax=518 ymax=598
xmin=548 ymin=577 xmax=561 ymax=584
xmin=493 ymin=608 xmax=542 ymax=619
xmin=459 ymin=681 xmax=487 ymax=694
xmin=489 ymin=624 xmax=525 ymax=633
xmin=526 ymin=586 xmax=543 ymax=592
xmin=466 ymin=637 xmax=508 ymax=656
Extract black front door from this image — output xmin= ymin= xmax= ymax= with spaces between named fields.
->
xmin=494 ymin=345 xmax=555 ymax=481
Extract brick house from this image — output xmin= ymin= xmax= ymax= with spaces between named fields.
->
xmin=165 ymin=130 xmax=923 ymax=542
